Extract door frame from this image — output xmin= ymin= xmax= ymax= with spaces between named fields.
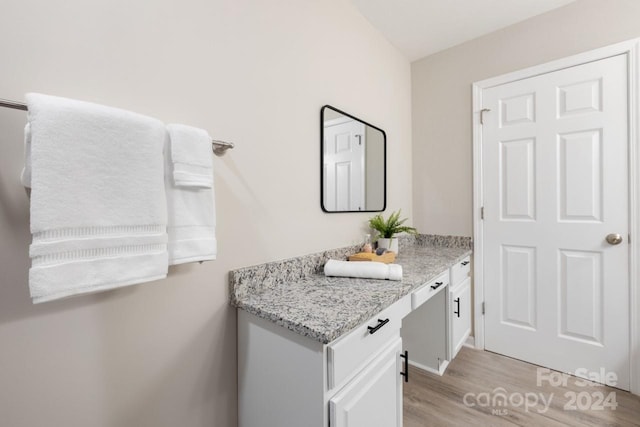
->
xmin=472 ymin=38 xmax=640 ymax=396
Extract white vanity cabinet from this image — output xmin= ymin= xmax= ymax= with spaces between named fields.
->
xmin=449 ymin=256 xmax=472 ymax=359
xmin=234 ymin=245 xmax=473 ymax=427
xmin=237 ymin=295 xmax=411 ymax=427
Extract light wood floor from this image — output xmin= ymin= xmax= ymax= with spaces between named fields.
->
xmin=404 ymin=347 xmax=640 ymax=426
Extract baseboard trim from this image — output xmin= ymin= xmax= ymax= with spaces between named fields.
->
xmin=408 ymin=359 xmax=449 ymax=376
xmin=464 ymin=335 xmax=475 ymax=349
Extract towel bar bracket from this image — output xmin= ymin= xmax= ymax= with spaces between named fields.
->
xmin=0 ymin=97 xmax=234 ymax=156
xmin=211 ymin=139 xmax=234 ymax=155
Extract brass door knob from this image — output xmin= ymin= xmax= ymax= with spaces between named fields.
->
xmin=606 ymin=233 xmax=623 ymax=245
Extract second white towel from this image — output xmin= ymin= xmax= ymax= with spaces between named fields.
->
xmin=324 ymin=259 xmax=403 ymax=281
xmin=165 ymin=124 xmax=217 ymax=265
xmin=168 ymin=123 xmax=214 ymax=188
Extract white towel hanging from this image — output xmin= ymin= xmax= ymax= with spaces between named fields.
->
xmin=24 ymin=93 xmax=169 ymax=303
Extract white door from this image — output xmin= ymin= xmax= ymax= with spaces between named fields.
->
xmin=324 ymin=118 xmax=366 ymax=211
xmin=482 ymin=54 xmax=630 ymax=390
xmin=330 ymin=338 xmax=403 ymax=427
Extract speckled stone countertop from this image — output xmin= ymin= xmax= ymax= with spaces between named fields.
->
xmin=229 ymin=235 xmax=472 ymax=344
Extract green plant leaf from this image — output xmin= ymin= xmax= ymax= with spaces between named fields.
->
xmin=367 ymin=209 xmax=418 ymax=239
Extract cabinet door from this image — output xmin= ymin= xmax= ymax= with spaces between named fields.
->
xmin=450 ymin=278 xmax=471 ymax=358
xmin=330 ymin=337 xmax=403 ymax=427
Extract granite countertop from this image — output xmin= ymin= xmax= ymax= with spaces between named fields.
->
xmin=229 ymin=235 xmax=472 ymax=344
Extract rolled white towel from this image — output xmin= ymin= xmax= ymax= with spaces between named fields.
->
xmin=324 ymin=259 xmax=403 ymax=281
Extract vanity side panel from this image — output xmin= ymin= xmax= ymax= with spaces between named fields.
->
xmin=237 ymin=310 xmax=325 ymax=427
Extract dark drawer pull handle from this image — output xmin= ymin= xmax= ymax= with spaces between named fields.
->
xmin=430 ymin=281 xmax=444 ymax=290
xmin=367 ymin=318 xmax=389 ymax=334
xmin=400 ymin=350 xmax=409 ymax=383
xmin=461 ymin=261 xmax=470 ymax=266
xmin=454 ymin=297 xmax=460 ymax=317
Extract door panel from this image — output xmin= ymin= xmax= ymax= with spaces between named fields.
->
xmin=500 ymin=138 xmax=536 ymax=220
xmin=559 ymin=250 xmax=603 ymax=344
xmin=558 ymin=79 xmax=602 ymax=117
xmin=483 ymin=54 xmax=629 ymax=390
xmin=500 ymin=92 xmax=536 ymax=126
xmin=501 ymin=245 xmax=537 ymax=330
xmin=558 ymin=130 xmax=603 ymax=221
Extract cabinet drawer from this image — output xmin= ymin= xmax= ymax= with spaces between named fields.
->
xmin=450 ymin=255 xmax=471 ymax=286
xmin=411 ymin=270 xmax=449 ymax=310
xmin=327 ymin=295 xmax=410 ymax=391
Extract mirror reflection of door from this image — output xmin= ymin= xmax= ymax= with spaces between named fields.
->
xmin=323 ymin=117 xmax=366 ymax=211
xmin=321 ymin=105 xmax=386 ymax=213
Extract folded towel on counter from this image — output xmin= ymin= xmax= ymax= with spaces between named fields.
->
xmin=24 ymin=93 xmax=168 ymax=303
xmin=165 ymin=124 xmax=217 ymax=265
xmin=167 ymin=123 xmax=214 ymax=188
xmin=324 ymin=259 xmax=403 ymax=281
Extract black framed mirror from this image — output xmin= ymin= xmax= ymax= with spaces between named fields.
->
xmin=321 ymin=105 xmax=386 ymax=213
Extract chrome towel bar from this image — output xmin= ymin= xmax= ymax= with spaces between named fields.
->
xmin=0 ymin=97 xmax=234 ymax=156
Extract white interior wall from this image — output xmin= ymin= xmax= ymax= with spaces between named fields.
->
xmin=0 ymin=1 xmax=412 ymax=426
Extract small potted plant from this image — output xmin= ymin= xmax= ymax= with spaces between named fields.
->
xmin=368 ymin=210 xmax=417 ymax=254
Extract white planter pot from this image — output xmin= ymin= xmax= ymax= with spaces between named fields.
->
xmin=377 ymin=238 xmax=399 ymax=254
